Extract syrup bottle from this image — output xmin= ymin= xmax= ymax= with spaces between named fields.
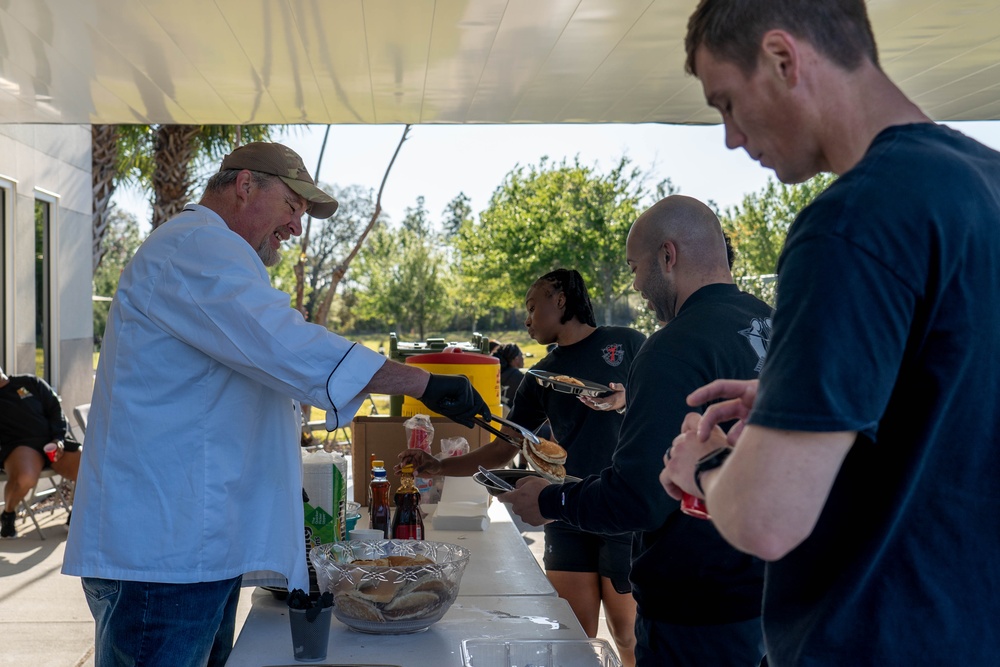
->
xmin=390 ymin=464 xmax=424 ymax=540
xmin=369 ymin=459 xmax=391 ymax=538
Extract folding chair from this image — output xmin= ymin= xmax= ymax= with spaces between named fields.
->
xmin=0 ymin=468 xmax=71 ymax=540
xmin=73 ymin=403 xmax=90 ymax=438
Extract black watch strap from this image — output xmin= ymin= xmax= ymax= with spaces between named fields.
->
xmin=693 ymin=447 xmax=733 ymax=496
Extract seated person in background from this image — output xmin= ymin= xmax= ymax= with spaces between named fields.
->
xmin=494 ymin=343 xmax=525 ymax=412
xmin=495 ymin=342 xmax=529 ymax=468
xmin=0 ymin=364 xmax=80 ymax=538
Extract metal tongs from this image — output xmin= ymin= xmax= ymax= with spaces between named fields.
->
xmin=477 ymin=466 xmax=515 ymax=491
xmin=471 ymin=414 xmax=541 ymax=449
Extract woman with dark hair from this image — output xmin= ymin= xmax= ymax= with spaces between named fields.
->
xmin=400 ymin=268 xmax=645 ymax=666
xmin=493 ymin=343 xmax=525 ymax=411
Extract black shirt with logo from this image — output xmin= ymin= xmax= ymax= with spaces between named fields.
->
xmin=539 ymin=284 xmax=773 ymax=625
xmin=509 ymin=326 xmax=645 ymax=480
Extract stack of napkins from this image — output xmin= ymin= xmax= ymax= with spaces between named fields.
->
xmin=431 ymin=475 xmax=491 ymax=531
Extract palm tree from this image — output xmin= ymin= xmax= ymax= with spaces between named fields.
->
xmin=151 ymin=125 xmax=203 ymax=228
xmin=91 ymin=124 xmax=119 ymax=272
xmin=150 ymin=125 xmax=276 ymax=229
xmin=91 ymin=124 xmax=152 ymax=271
xmin=90 ymin=124 xmax=277 ymax=270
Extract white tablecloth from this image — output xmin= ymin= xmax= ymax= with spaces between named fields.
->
xmin=227 ymin=594 xmax=586 ymax=667
xmin=423 ymin=500 xmax=555 ymax=597
xmin=228 ymin=502 xmax=578 ymax=666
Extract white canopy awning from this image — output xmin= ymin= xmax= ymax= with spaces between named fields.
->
xmin=2 ymin=0 xmax=1000 ymax=125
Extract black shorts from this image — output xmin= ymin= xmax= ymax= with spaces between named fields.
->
xmin=0 ymin=436 xmax=78 ymax=470
xmin=0 ymin=442 xmax=49 ymax=471
xmin=543 ymin=521 xmax=633 ymax=594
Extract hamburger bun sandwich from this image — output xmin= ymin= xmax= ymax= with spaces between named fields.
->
xmin=330 ymin=556 xmax=456 ymax=624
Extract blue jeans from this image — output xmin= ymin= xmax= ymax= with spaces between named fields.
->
xmin=82 ymin=576 xmax=242 ymax=667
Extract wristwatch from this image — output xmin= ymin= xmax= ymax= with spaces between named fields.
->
xmin=693 ymin=447 xmax=733 ymax=495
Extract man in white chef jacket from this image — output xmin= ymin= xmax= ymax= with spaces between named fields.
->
xmin=63 ymin=142 xmax=489 ymax=667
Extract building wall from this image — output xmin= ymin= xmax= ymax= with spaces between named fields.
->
xmin=0 ymin=123 xmax=94 ymax=414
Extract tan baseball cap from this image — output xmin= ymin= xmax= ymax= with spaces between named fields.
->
xmin=219 ymin=142 xmax=339 ymax=219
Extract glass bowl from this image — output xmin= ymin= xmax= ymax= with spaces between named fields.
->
xmin=310 ymin=539 xmax=470 ymax=634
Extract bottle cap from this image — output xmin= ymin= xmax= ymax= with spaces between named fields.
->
xmin=401 ymin=464 xmax=414 ymax=474
xmin=373 ymin=459 xmax=384 ymax=468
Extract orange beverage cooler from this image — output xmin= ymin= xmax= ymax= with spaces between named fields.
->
xmin=401 ymin=348 xmax=502 ymax=419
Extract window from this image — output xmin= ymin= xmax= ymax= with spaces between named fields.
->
xmin=34 ymin=190 xmax=59 ymax=384
xmin=0 ymin=177 xmax=15 ymax=371
xmin=0 ymin=186 xmax=6 ymax=367
xmin=35 ymin=199 xmax=50 ymax=379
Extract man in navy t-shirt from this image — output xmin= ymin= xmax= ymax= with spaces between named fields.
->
xmin=664 ymin=1 xmax=1000 ymax=666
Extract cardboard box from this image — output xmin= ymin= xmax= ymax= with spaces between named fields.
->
xmin=351 ymin=416 xmax=491 ymax=504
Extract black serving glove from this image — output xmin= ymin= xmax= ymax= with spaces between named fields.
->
xmin=421 ymin=374 xmax=491 ymax=428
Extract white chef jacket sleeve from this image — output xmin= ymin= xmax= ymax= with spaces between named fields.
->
xmin=141 ymin=224 xmax=387 ymax=428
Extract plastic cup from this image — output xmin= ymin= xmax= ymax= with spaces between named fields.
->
xmin=680 ymin=493 xmax=711 ymax=520
xmin=288 ymin=605 xmax=332 ymax=662
xmin=348 ymin=528 xmax=385 ymax=540
xmin=345 ymin=513 xmax=360 ymax=537
xmin=43 ymin=443 xmax=59 ymax=463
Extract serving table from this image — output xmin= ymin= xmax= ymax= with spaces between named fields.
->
xmin=227 ymin=501 xmax=584 ymax=666
xmin=421 ymin=500 xmax=556 ymax=597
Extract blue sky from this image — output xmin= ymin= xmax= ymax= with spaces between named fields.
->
xmin=114 ymin=120 xmax=1000 ymax=230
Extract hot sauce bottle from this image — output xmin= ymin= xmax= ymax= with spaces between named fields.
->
xmin=390 ymin=464 xmax=424 ymax=540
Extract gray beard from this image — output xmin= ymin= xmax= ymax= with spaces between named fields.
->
xmin=256 ymin=240 xmax=280 ymax=267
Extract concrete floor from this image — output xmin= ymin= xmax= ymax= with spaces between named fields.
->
xmin=0 ymin=505 xmax=255 ymax=667
xmin=0 ymin=505 xmax=103 ymax=667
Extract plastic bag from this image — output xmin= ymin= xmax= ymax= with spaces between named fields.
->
xmin=404 ymin=414 xmax=437 ymax=504
xmin=440 ymin=436 xmax=470 ymax=457
xmin=403 ymin=414 xmax=434 ymax=453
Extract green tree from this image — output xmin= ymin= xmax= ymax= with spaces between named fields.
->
xmin=353 ymin=198 xmax=449 ymax=339
xmin=456 ymin=156 xmax=660 ymax=326
xmin=270 ymin=184 xmax=378 ymax=325
xmin=152 ymin=126 xmax=279 ymax=228
xmin=721 ymin=173 xmax=837 ymax=304
xmin=441 ymin=192 xmax=472 ymax=238
xmin=288 ymin=125 xmax=411 ymax=330
xmin=92 ymin=125 xmax=277 ymax=274
xmin=92 ymin=209 xmax=143 ymax=347
xmin=91 ymin=125 xmax=153 ymax=271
